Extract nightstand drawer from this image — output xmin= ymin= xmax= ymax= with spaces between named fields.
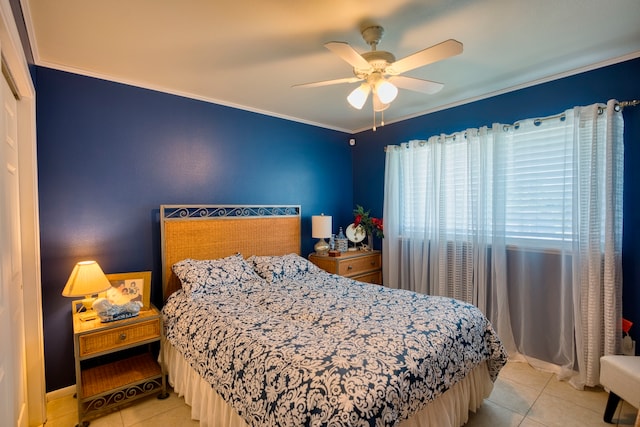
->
xmin=78 ymin=318 xmax=161 ymax=357
xmin=309 ymin=250 xmax=382 ymax=284
xmin=337 ymin=253 xmax=381 ymax=276
xmin=352 ymin=270 xmax=382 ymax=285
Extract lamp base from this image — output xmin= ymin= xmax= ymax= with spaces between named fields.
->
xmin=76 ymin=296 xmax=99 ymax=321
xmin=78 ymin=310 xmax=98 ymax=322
xmin=314 ymin=238 xmax=330 ymax=256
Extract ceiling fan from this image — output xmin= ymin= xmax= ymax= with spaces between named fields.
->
xmin=294 ymin=24 xmax=463 ymax=127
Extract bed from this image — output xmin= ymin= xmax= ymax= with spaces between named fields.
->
xmin=159 ymin=205 xmax=508 ymax=426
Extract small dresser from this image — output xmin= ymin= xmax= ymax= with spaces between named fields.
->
xmin=72 ymin=305 xmax=168 ymax=425
xmin=309 ymin=250 xmax=382 ymax=284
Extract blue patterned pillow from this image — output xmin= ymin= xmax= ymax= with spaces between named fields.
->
xmin=247 ymin=253 xmax=324 ymax=283
xmin=172 ymin=254 xmax=261 ymax=295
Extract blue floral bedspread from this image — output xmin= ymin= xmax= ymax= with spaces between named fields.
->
xmin=162 ymin=264 xmax=507 ymax=426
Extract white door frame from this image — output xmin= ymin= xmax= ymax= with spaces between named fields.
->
xmin=0 ymin=0 xmax=45 ymax=425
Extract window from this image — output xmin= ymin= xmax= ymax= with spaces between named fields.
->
xmin=395 ymin=116 xmax=577 ymax=248
xmin=501 ymin=118 xmax=574 ymax=245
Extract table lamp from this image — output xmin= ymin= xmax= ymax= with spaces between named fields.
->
xmin=62 ymin=260 xmax=112 ymax=321
xmin=312 ymin=214 xmax=332 ymax=256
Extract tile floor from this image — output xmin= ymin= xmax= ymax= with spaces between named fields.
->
xmin=44 ymin=361 xmax=638 ymax=427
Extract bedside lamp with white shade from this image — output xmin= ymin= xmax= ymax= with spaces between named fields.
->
xmin=62 ymin=260 xmax=112 ymax=321
xmin=312 ymin=214 xmax=332 ymax=256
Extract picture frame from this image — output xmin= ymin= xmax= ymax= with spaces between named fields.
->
xmin=103 ymin=271 xmax=152 ymax=310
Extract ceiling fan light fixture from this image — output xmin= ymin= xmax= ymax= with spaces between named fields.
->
xmin=347 ymin=83 xmax=370 ymax=109
xmin=375 ymin=79 xmax=398 ymax=104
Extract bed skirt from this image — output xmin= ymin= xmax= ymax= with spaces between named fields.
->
xmin=162 ymin=338 xmax=494 ymax=427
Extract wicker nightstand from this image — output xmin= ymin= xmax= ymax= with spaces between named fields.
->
xmin=309 ymin=250 xmax=382 ymax=284
xmin=72 ymin=304 xmax=168 ymax=425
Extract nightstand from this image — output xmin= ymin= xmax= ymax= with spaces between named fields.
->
xmin=309 ymin=250 xmax=382 ymax=284
xmin=72 ymin=305 xmax=168 ymax=426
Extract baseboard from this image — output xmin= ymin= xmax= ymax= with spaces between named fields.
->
xmin=46 ymin=384 xmax=76 ymax=401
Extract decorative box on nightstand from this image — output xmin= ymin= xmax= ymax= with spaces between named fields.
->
xmin=72 ymin=304 xmax=168 ymax=426
xmin=309 ymin=250 xmax=382 ymax=284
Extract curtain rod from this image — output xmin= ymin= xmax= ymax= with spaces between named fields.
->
xmin=618 ymin=99 xmax=639 ymax=110
xmin=384 ymin=99 xmax=640 ymax=150
xmin=500 ymin=99 xmax=639 ymax=132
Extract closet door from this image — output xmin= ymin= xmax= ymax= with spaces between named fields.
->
xmin=0 ymin=65 xmax=28 ymax=427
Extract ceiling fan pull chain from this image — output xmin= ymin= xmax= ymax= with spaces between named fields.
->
xmin=373 ymin=107 xmax=377 ymax=131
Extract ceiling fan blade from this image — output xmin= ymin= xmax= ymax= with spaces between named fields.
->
xmin=293 ymin=76 xmax=362 ymax=88
xmin=388 ymin=39 xmax=463 ymax=75
xmin=389 ymin=75 xmax=444 ymax=94
xmin=324 ymin=41 xmax=371 ymax=70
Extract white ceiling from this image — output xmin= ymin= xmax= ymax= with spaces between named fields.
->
xmin=22 ymin=0 xmax=640 ymax=133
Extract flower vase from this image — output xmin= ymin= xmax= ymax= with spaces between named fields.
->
xmin=367 ymin=232 xmax=374 ymax=251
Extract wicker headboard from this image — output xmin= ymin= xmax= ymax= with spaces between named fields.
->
xmin=160 ymin=205 xmax=301 ymax=300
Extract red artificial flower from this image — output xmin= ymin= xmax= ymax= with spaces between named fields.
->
xmin=353 ymin=205 xmax=384 ymax=239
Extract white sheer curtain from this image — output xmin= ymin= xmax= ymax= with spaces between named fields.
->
xmin=383 ymin=100 xmax=623 ymax=387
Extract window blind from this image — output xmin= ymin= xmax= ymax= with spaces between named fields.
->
xmin=502 ymin=118 xmax=574 ymax=245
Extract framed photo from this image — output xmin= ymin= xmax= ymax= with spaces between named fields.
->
xmin=104 ymin=271 xmax=151 ymax=310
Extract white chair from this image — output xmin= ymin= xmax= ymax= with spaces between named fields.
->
xmin=600 ymin=355 xmax=640 ymax=426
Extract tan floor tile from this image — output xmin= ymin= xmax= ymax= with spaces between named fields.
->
xmin=129 ymin=403 xmax=199 ymax=427
xmin=46 ymin=393 xmax=77 ymax=420
xmin=498 ymin=361 xmax=553 ymax=393
xmin=527 ymin=393 xmax=617 ymax=427
xmin=488 ymin=376 xmax=542 ymax=415
xmin=119 ymin=391 xmax=189 ymax=426
xmin=542 ymin=377 xmax=609 ymax=412
xmin=86 ymin=410 xmax=124 ymax=427
xmin=608 ymin=401 xmax=640 ymax=426
xmin=44 ymin=411 xmax=78 ymax=427
xmin=465 ymin=400 xmax=524 ymax=427
xmin=519 ymin=417 xmax=548 ymax=427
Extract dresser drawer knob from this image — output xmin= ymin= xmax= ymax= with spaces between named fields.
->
xmin=119 ymin=333 xmax=127 ymax=341
xmin=347 ymin=265 xmax=353 ymax=270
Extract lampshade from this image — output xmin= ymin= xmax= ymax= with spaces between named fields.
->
xmin=312 ymin=214 xmax=332 ymax=238
xmin=347 ymin=84 xmax=371 ymax=110
xmin=375 ymin=79 xmax=398 ymax=104
xmin=62 ymin=260 xmax=112 ymax=298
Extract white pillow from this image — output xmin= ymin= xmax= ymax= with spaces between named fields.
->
xmin=172 ymin=253 xmax=261 ymax=295
xmin=246 ymin=253 xmax=323 ymax=283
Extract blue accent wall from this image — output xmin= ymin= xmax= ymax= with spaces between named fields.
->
xmin=351 ymin=57 xmax=640 ymax=354
xmin=36 ymin=67 xmax=353 ymax=391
